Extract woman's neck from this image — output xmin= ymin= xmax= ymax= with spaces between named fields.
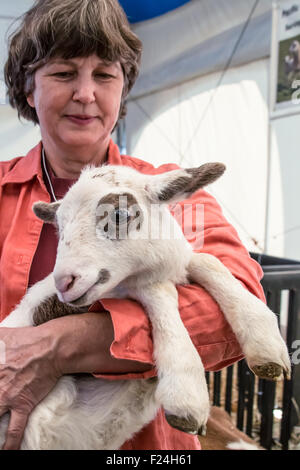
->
xmin=41 ymin=140 xmax=109 ymax=179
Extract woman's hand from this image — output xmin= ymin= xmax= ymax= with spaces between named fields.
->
xmin=0 ymin=325 xmax=61 ymax=450
xmin=0 ymin=311 xmax=152 ymax=450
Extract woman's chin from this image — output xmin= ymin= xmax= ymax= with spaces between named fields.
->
xmin=59 ymin=133 xmax=107 ymax=150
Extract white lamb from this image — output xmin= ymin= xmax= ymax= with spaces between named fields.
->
xmin=0 ymin=163 xmax=291 ymax=450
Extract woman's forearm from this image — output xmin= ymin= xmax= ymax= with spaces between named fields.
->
xmin=37 ymin=311 xmax=153 ymax=375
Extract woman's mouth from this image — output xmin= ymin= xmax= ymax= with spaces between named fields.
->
xmin=65 ymin=114 xmax=96 ymax=125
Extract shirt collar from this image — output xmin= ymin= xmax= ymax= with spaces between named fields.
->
xmin=1 ymin=139 xmax=123 ymax=187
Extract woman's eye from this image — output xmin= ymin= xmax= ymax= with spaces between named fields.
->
xmin=53 ymin=72 xmax=74 ymax=78
xmin=111 ymin=209 xmax=130 ymax=225
xmin=96 ymin=74 xmax=111 ymax=80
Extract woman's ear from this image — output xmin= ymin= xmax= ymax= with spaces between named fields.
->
xmin=26 ymin=93 xmax=35 ymax=108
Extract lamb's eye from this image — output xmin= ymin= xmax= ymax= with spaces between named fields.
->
xmin=111 ymin=209 xmax=130 ymax=225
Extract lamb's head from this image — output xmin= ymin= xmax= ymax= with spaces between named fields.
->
xmin=33 ymin=162 xmax=225 ymax=307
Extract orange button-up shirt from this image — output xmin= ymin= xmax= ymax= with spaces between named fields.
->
xmin=0 ymin=140 xmax=265 ymax=450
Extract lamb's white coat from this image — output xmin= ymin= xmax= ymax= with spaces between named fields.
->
xmin=0 ymin=164 xmax=291 ymax=449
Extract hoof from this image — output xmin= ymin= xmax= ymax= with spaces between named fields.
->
xmin=252 ymin=362 xmax=283 ymax=380
xmin=165 ymin=413 xmax=201 ymax=435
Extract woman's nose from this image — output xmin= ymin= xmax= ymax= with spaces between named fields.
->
xmin=72 ymin=79 xmax=96 ymax=104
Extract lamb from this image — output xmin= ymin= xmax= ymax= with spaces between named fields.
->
xmin=0 ymin=163 xmax=291 ymax=450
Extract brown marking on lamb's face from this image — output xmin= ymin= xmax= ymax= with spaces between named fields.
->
xmin=96 ymin=192 xmax=143 ymax=239
xmin=96 ymin=269 xmax=111 ymax=284
xmin=33 ymin=294 xmax=85 ymax=326
xmin=92 ymin=170 xmax=141 ymax=189
xmin=97 ymin=192 xmax=137 ymax=208
xmin=92 ymin=170 xmax=120 ymax=186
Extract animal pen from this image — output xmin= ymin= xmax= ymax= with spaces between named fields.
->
xmin=205 ymin=253 xmax=300 ymax=450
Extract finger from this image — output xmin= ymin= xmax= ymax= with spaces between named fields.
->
xmin=0 ymin=405 xmax=9 ymax=418
xmin=2 ymin=410 xmax=28 ymax=450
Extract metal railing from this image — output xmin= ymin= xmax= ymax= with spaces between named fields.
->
xmin=205 ymin=253 xmax=300 ymax=450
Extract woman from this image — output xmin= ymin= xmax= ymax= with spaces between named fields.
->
xmin=0 ymin=0 xmax=265 ymax=450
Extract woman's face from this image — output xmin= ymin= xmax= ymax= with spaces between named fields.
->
xmin=26 ymin=54 xmax=124 ymax=154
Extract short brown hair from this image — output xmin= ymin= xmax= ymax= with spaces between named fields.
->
xmin=4 ymin=0 xmax=142 ymax=124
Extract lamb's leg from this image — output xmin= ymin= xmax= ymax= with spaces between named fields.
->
xmin=188 ymin=253 xmax=291 ymax=380
xmin=129 ymin=282 xmax=210 ymax=435
xmin=0 ymin=274 xmax=56 ymax=328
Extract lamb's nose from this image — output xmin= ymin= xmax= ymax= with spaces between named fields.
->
xmin=55 ymin=275 xmax=76 ymax=294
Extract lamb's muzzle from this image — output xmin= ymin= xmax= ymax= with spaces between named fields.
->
xmin=54 ymin=269 xmax=111 ymax=305
xmin=55 ymin=274 xmax=76 ymax=294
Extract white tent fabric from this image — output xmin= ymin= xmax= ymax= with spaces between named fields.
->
xmin=0 ymin=1 xmax=34 ymax=78
xmin=267 ymin=114 xmax=300 ymax=259
xmin=127 ymin=58 xmax=269 ymax=253
xmin=0 ymin=105 xmax=41 ymax=162
xmin=125 ymin=0 xmax=300 ymax=260
xmin=0 ymin=1 xmax=39 ymax=160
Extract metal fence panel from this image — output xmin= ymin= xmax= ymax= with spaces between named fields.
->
xmin=206 ymin=254 xmax=300 ymax=450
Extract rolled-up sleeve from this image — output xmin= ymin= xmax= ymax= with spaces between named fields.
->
xmin=91 ymin=188 xmax=265 ymax=380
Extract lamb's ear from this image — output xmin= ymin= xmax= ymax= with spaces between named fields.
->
xmin=33 ymin=201 xmax=61 ymax=223
xmin=146 ymin=163 xmax=225 ymax=203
